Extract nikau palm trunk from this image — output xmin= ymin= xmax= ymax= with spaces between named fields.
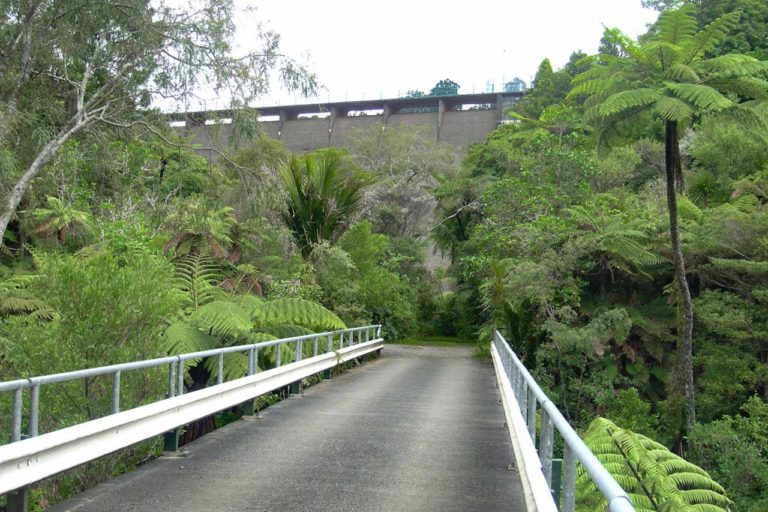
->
xmin=665 ymin=120 xmax=696 ymax=432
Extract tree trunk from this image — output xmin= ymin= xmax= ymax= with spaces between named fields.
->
xmin=665 ymin=120 xmax=696 ymax=433
xmin=0 ymin=118 xmax=86 ymax=247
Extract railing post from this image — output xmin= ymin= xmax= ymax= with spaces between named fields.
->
xmin=324 ymin=335 xmax=333 ymax=380
xmin=519 ymin=381 xmax=528 ymax=423
xmin=168 ymin=362 xmax=176 ymax=397
xmin=163 ymin=426 xmax=181 ymax=453
xmin=29 ymin=385 xmax=39 ymax=438
xmin=177 ymin=359 xmax=184 ymax=396
xmin=516 ymin=372 xmax=525 ymax=414
xmin=562 ymin=444 xmax=577 ymax=512
xmin=6 ymin=489 xmax=29 ymax=512
xmin=11 ymin=387 xmax=22 ymax=443
xmin=242 ymin=349 xmax=258 ymax=418
xmin=112 ymin=371 xmax=121 ymax=414
xmin=277 ymin=344 xmax=282 ymax=367
xmin=552 ymin=458 xmax=563 ymax=506
xmin=314 ymin=337 xmax=319 ymax=357
xmin=290 ymin=341 xmax=302 ymax=395
xmin=217 ymin=353 xmax=224 ymax=385
xmin=527 ymin=387 xmax=537 ymax=441
xmin=8 ymin=387 xmax=29 ymax=512
xmin=541 ymin=408 xmax=554 ymax=486
xmin=165 ymin=359 xmax=183 ymax=453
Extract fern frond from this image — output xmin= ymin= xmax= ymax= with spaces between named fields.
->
xmin=705 ymin=77 xmax=768 ymax=100
xmin=577 ymin=418 xmax=731 ymax=512
xmin=240 ymin=294 xmax=266 ymax=320
xmin=655 ymin=5 xmax=697 ymax=46
xmin=204 ymin=352 xmax=249 ymax=382
xmin=676 ymin=196 xmax=703 ymax=223
xmin=252 ymin=298 xmax=346 ymax=331
xmin=697 ymin=54 xmax=768 ymax=77
xmin=173 ymin=251 xmax=226 ymax=309
xmin=257 ymin=324 xmax=316 ymax=339
xmin=664 ymin=82 xmax=733 ymax=111
xmin=599 ymin=89 xmax=662 ymax=118
xmin=189 ymin=301 xmax=252 ymax=338
xmin=570 ymin=65 xmax=612 ymax=85
xmin=654 ymin=97 xmax=694 ymax=122
xmin=568 ymin=78 xmax=618 ymax=99
xmin=162 ymin=322 xmax=218 ymax=369
xmin=682 ymin=11 xmax=740 ymax=63
xmin=665 ymin=63 xmax=700 ymax=83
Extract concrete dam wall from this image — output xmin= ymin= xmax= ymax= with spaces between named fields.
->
xmin=170 ymin=92 xmax=523 ymax=154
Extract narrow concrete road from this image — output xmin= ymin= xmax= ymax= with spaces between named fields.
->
xmin=50 ymin=344 xmax=526 ymax=512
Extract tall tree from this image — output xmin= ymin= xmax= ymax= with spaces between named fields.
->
xmin=0 ymin=0 xmax=316 ymax=247
xmin=568 ymin=5 xmax=768 ymax=432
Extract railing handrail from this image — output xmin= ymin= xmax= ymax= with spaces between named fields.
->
xmin=0 ymin=325 xmax=381 ymax=392
xmin=0 ymin=336 xmax=385 ymax=497
xmin=1 ymin=324 xmax=382 ymax=443
xmin=493 ymin=331 xmax=635 ymax=512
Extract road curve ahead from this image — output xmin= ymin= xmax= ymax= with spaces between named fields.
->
xmin=50 ymin=344 xmax=526 ymax=512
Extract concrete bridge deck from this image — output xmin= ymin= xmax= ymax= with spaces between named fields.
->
xmin=49 ymin=344 xmax=525 ymax=512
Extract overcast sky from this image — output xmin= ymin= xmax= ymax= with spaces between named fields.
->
xmin=191 ymin=1 xmax=659 ymax=109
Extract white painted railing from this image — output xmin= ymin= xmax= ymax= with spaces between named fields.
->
xmin=491 ymin=331 xmax=635 ymax=512
xmin=0 ymin=326 xmax=383 ymax=507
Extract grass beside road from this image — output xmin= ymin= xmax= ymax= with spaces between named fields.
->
xmin=389 ymin=336 xmax=475 ymax=347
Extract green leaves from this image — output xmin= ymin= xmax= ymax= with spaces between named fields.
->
xmin=683 ymin=11 xmax=741 ymax=63
xmin=599 ymin=89 xmax=663 ymax=117
xmin=664 ymin=83 xmax=733 ymax=111
xmin=190 ymin=301 xmax=252 ymax=338
xmin=278 ymin=150 xmax=374 ymax=258
xmin=572 ymin=6 xmax=766 ymax=133
xmin=654 ymin=97 xmax=695 ymax=122
xmin=252 ymin=298 xmax=346 ymax=332
xmin=578 ymin=418 xmax=732 ymax=512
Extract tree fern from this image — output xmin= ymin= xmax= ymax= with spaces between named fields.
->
xmin=578 ymin=418 xmax=732 ymax=512
xmin=570 ymin=6 xmax=768 ymax=432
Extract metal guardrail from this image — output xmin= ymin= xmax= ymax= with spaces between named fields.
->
xmin=0 ymin=325 xmax=383 ymax=507
xmin=492 ymin=331 xmax=635 ymax=512
xmin=1 ymin=325 xmax=381 ymax=444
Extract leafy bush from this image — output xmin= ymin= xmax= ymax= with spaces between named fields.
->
xmin=688 ymin=397 xmax=768 ymax=512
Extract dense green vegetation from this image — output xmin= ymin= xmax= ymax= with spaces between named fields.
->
xmin=0 ymin=1 xmax=767 ymax=510
xmin=429 ymin=4 xmax=767 ymax=510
